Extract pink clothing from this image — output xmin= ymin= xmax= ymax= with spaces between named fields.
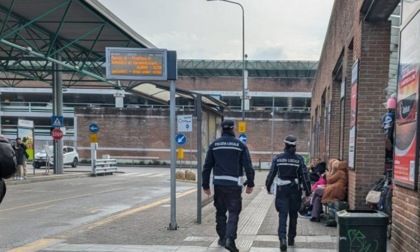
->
xmin=311 ymin=177 xmax=327 ymax=191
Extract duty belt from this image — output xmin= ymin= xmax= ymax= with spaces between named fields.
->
xmin=274 ymin=178 xmax=299 ymax=186
xmin=214 ymin=175 xmax=244 ymax=186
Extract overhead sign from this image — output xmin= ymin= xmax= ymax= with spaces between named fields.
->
xmin=106 ymin=48 xmax=167 ymax=81
xmin=89 ymin=123 xmax=100 ymax=133
xmin=177 ymin=115 xmax=193 ymax=132
xmin=51 ymin=116 xmax=63 ymax=128
xmin=51 ymin=128 xmax=63 ymax=140
xmin=175 ymin=133 xmax=187 ymax=146
xmin=238 ymin=133 xmax=247 ymax=143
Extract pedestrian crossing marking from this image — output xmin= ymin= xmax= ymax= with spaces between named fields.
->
xmin=119 ymin=172 xmax=166 ymax=177
xmin=148 ymin=173 xmax=167 ymax=177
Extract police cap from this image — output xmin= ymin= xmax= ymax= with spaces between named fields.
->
xmin=284 ymin=135 xmax=297 ymax=145
xmin=221 ymin=120 xmax=234 ymax=130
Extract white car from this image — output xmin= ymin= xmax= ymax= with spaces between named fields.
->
xmin=33 ymin=146 xmax=79 ymax=168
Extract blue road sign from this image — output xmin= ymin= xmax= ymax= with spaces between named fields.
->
xmin=51 ymin=115 xmax=64 ymax=128
xmin=176 ymin=133 xmax=187 ymax=146
xmin=89 ymin=123 xmax=100 ymax=133
xmin=238 ymin=133 xmax=247 ymax=143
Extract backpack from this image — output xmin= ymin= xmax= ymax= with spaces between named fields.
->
xmin=0 ymin=135 xmax=17 ymax=179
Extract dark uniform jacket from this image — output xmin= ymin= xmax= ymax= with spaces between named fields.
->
xmin=265 ymin=150 xmax=311 ymax=196
xmin=202 ymin=132 xmax=255 ymax=189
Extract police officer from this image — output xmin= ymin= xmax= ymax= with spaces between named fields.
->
xmin=202 ymin=120 xmax=255 ymax=252
xmin=265 ymin=135 xmax=311 ymax=252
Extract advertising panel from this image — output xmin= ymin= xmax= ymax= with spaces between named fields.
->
xmin=394 ymin=11 xmax=420 ymax=189
xmin=17 ymin=127 xmax=34 ymax=160
xmin=348 ymin=60 xmax=359 ymax=169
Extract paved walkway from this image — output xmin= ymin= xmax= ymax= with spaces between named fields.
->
xmin=6 ymin=168 xmax=389 ymax=252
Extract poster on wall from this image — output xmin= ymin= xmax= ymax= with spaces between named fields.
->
xmin=348 ymin=60 xmax=359 ymax=169
xmin=394 ymin=11 xmax=420 ymax=190
xmin=17 ymin=123 xmax=34 ymax=160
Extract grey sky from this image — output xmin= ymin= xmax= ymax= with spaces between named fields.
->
xmin=98 ymin=0 xmax=334 ymax=61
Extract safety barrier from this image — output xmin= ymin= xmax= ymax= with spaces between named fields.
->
xmin=92 ymin=158 xmax=118 ymax=176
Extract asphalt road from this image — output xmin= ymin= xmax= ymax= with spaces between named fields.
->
xmin=0 ymin=167 xmax=196 ymax=250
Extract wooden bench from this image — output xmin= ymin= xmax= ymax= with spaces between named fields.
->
xmin=93 ymin=159 xmax=118 ymax=176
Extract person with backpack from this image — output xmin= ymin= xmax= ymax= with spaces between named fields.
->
xmin=0 ymin=134 xmax=17 ymax=204
xmin=382 ymin=96 xmax=396 ymax=171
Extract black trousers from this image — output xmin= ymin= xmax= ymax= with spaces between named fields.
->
xmin=213 ymin=185 xmax=242 ymax=240
xmin=275 ymin=184 xmax=302 ymax=240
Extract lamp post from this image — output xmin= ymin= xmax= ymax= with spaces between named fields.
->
xmin=207 ymin=0 xmax=245 ymax=120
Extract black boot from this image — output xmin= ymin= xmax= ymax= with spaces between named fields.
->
xmin=217 ymin=237 xmax=225 ymax=246
xmin=280 ymin=238 xmax=287 ymax=251
xmin=224 ymin=237 xmax=239 ymax=252
xmin=288 ymin=238 xmax=294 ymax=246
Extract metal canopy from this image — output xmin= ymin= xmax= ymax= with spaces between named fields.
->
xmin=130 ymin=82 xmax=227 ymax=112
xmin=177 ymin=60 xmax=318 ymax=78
xmin=0 ymin=0 xmax=155 ymax=87
xmin=362 ymin=0 xmax=400 ymax=22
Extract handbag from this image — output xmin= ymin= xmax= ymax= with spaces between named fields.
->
xmin=366 ymin=177 xmax=386 ymax=204
xmin=365 ymin=190 xmax=382 ymax=204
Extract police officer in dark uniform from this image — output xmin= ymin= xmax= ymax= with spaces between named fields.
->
xmin=265 ymin=135 xmax=311 ymax=252
xmin=202 ymin=120 xmax=255 ymax=252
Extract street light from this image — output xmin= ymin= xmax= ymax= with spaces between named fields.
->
xmin=207 ymin=0 xmax=246 ymax=121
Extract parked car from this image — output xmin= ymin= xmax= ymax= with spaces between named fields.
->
xmin=33 ymin=146 xmax=79 ymax=168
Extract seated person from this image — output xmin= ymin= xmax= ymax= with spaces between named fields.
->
xmin=309 ymin=161 xmax=327 ymax=183
xmin=300 ymin=173 xmax=327 ymax=217
xmin=310 ymin=159 xmax=348 ymax=222
xmin=308 ymin=157 xmax=320 ymax=172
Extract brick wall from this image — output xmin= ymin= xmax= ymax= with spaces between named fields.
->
xmin=392 ymin=187 xmax=420 ymax=252
xmin=75 ymin=108 xmax=310 ymax=167
xmin=313 ymin=0 xmax=420 ymax=250
xmin=177 ymin=76 xmax=312 ymax=93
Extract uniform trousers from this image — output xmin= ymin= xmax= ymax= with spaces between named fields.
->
xmin=275 ymin=183 xmax=301 ymax=240
xmin=213 ymin=185 xmax=242 ymax=240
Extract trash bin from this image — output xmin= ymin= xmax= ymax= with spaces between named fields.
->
xmin=336 ymin=210 xmax=389 ymax=252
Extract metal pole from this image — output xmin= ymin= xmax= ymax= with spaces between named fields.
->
xmin=168 ymin=80 xmax=178 ymax=230
xmin=209 ymin=0 xmax=245 ymax=120
xmin=196 ymin=94 xmax=203 ymax=224
xmin=241 ymin=3 xmax=245 ymax=121
xmin=271 ymin=97 xmax=275 ymax=158
xmin=52 ymin=52 xmax=63 ymax=174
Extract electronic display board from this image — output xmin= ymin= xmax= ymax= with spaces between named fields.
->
xmin=106 ymin=48 xmax=167 ymax=81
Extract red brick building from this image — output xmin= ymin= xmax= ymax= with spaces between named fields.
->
xmin=311 ymin=0 xmax=420 ymax=250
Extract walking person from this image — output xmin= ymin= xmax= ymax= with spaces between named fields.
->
xmin=0 ymin=134 xmax=17 ymax=205
xmin=13 ymin=137 xmax=27 ymax=180
xmin=202 ymin=119 xmax=255 ymax=252
xmin=265 ymin=135 xmax=312 ymax=251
